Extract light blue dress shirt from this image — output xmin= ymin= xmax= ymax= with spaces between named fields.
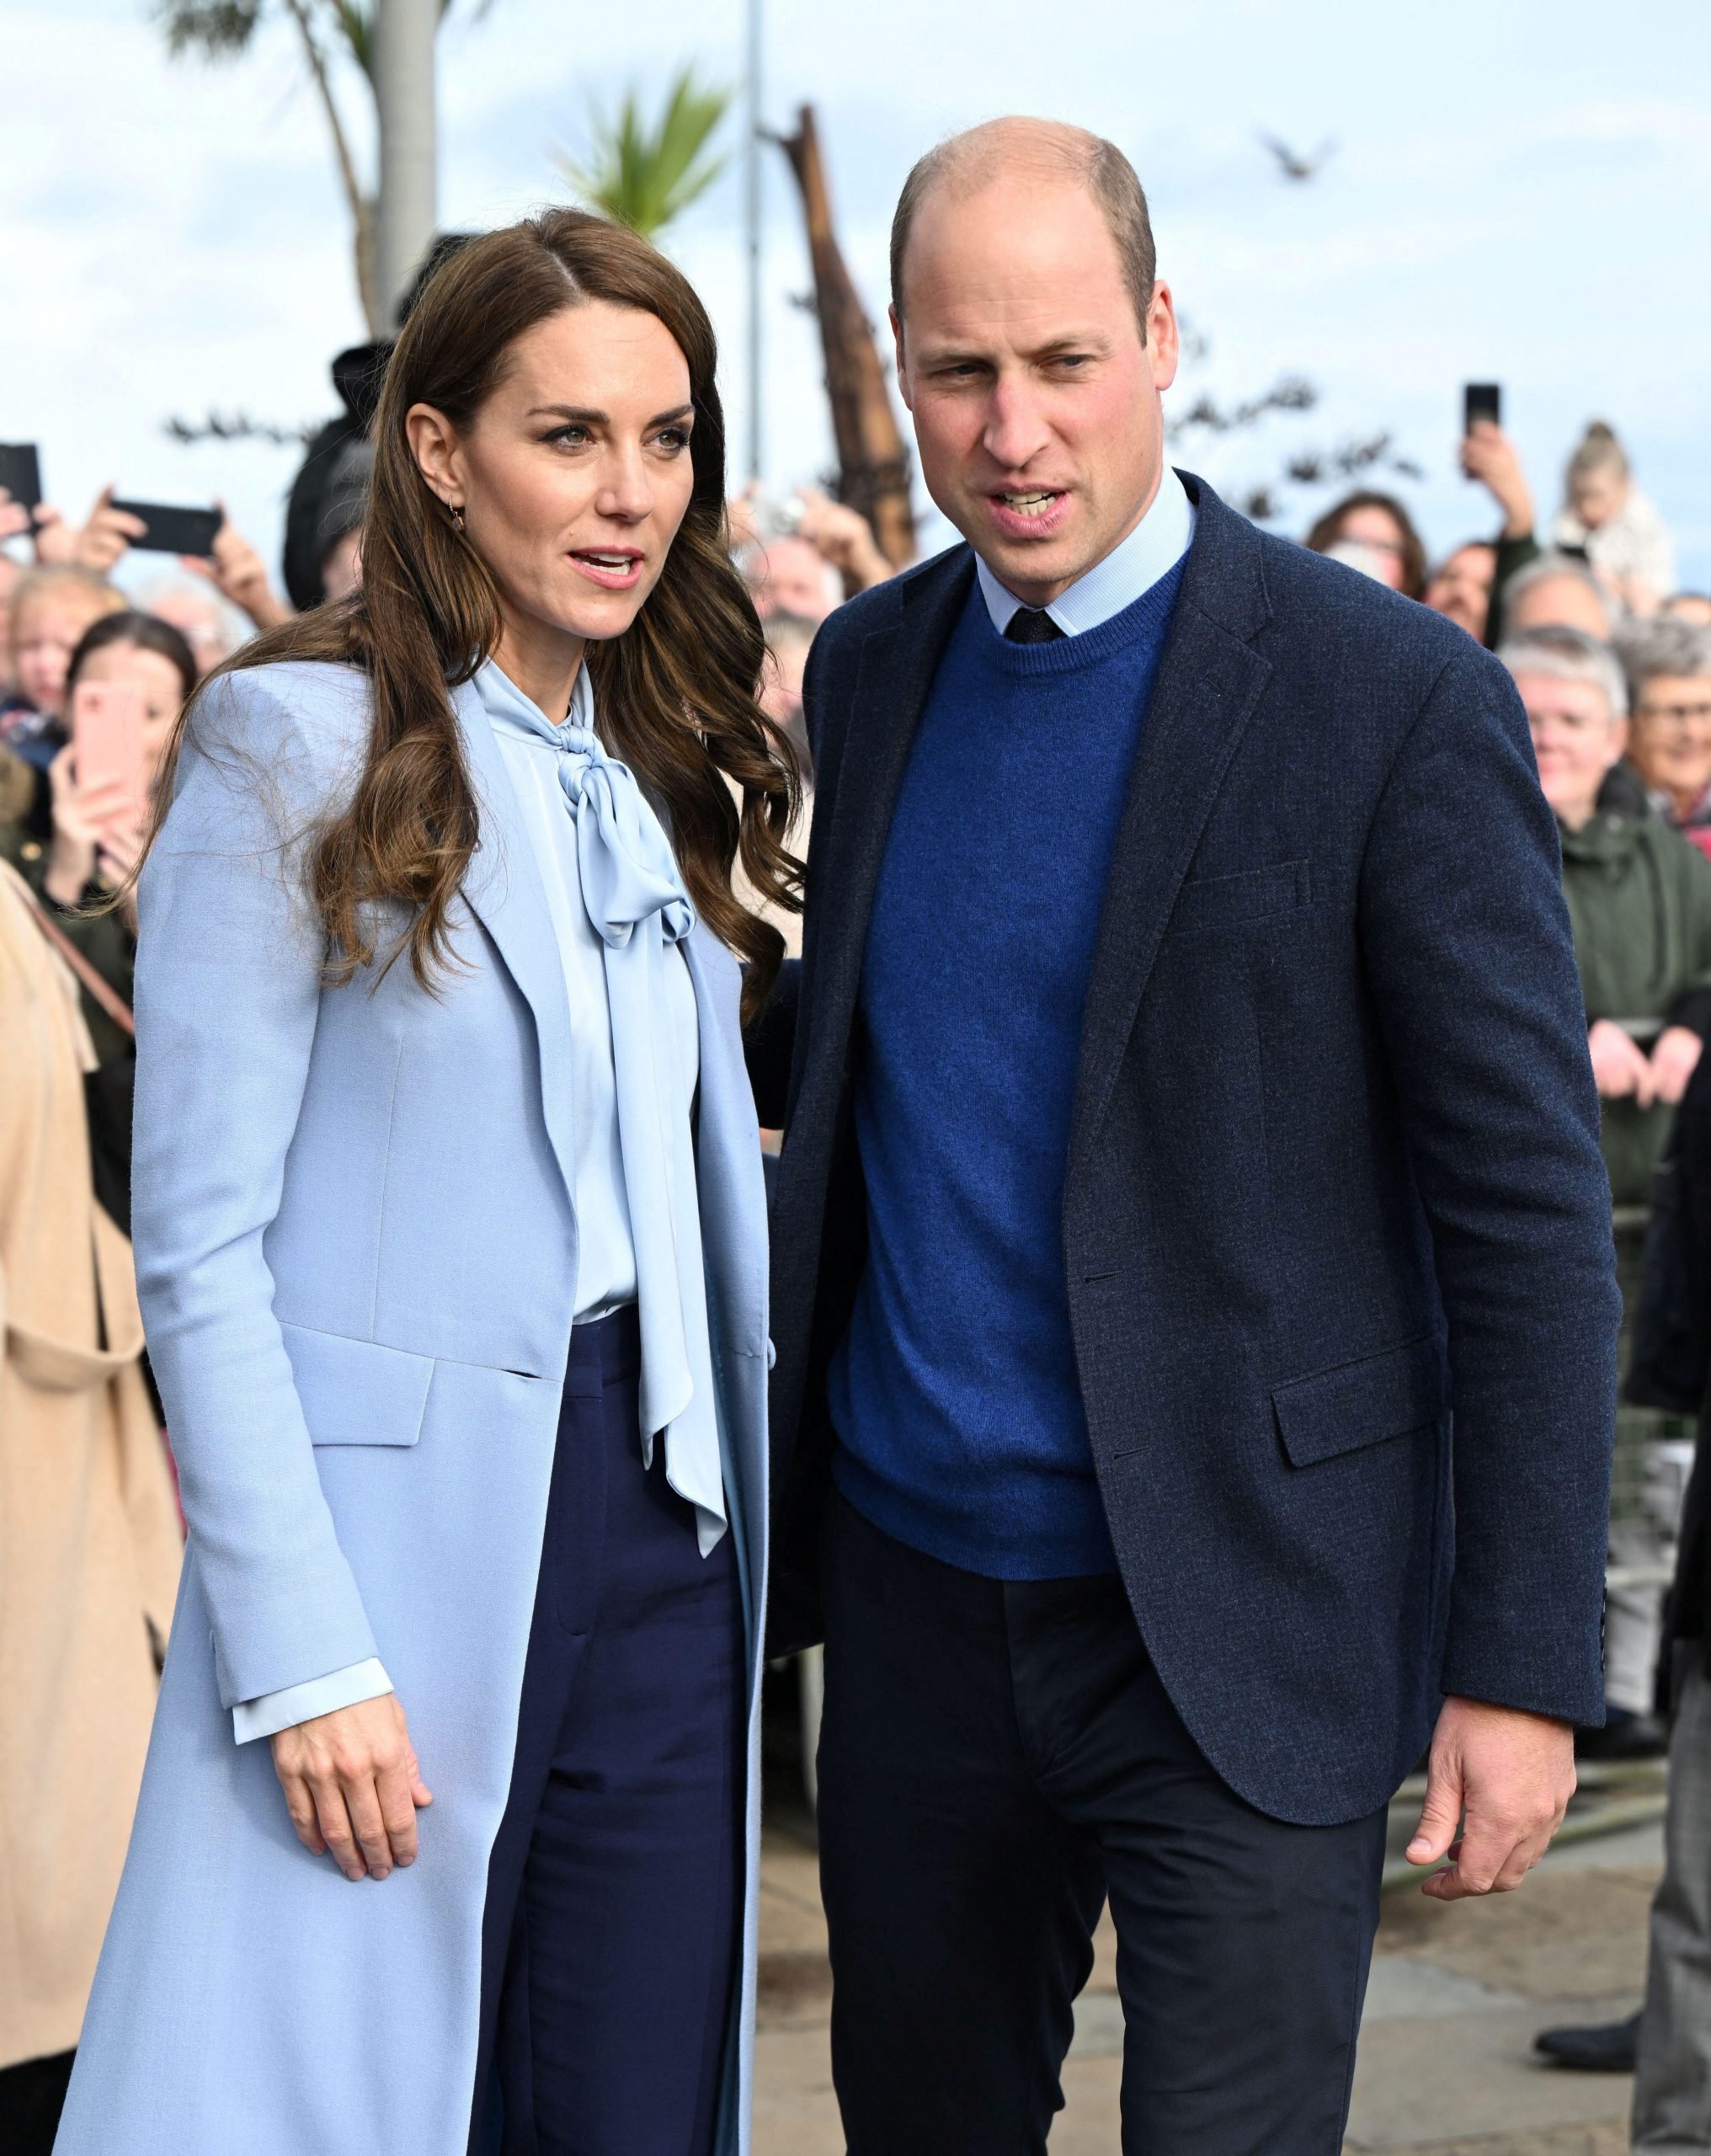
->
xmin=233 ymin=659 xmax=723 ymax=1743
xmin=974 ymin=462 xmax=1195 ymax=637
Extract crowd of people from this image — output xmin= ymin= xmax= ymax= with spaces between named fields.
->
xmin=3 ymin=343 xmax=1710 ymax=2146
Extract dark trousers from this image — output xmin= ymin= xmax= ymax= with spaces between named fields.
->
xmin=468 ymin=1308 xmax=745 ymax=2156
xmin=0 ymin=2049 xmax=74 ymax=2156
xmin=817 ymin=1490 xmax=1389 ymax=2156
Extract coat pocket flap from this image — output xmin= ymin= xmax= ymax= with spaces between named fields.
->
xmin=1170 ymin=859 xmax=1311 ymax=935
xmin=280 ymin=1323 xmax=434 ymax=1447
xmin=1271 ymin=1335 xmax=1447 ymax=1468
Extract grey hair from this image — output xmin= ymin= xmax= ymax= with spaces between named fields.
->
xmin=762 ymin=610 xmax=820 ymax=654
xmin=1502 ymin=551 xmax=1611 ymax=617
xmin=1614 ymin=617 xmax=1711 ymax=705
xmin=1499 ymin=623 xmax=1628 ymax=719
xmin=890 ymin=117 xmax=1155 ymax=338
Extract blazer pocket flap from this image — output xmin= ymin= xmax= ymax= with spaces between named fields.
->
xmin=1170 ymin=860 xmax=1311 ymax=934
xmin=1272 ymin=1336 xmax=1447 ymax=1468
xmin=280 ymin=1324 xmax=434 ymax=1447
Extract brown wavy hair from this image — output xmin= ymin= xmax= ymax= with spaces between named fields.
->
xmin=142 ymin=208 xmax=801 ymax=1022
xmin=1303 ymin=489 xmax=1428 ymax=602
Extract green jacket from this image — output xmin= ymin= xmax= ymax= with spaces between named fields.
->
xmin=1559 ymin=807 xmax=1711 ymax=1205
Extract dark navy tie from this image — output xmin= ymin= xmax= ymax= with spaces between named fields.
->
xmin=1005 ymin=606 xmax=1066 ymax=644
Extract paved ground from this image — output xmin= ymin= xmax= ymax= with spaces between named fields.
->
xmin=753 ymin=1808 xmax=1663 ymax=2155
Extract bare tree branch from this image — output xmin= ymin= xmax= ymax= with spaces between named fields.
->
xmin=1166 ymin=376 xmax=1318 ymax=440
xmin=280 ymin=0 xmax=381 ymax=331
xmin=163 ymin=410 xmax=317 ymax=446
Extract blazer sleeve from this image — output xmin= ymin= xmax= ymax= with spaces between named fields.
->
xmin=1358 ymin=642 xmax=1619 ymax=1726
xmin=131 ymin=669 xmax=382 ymax=1713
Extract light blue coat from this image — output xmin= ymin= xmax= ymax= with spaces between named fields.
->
xmin=54 ymin=660 xmax=770 ymax=2156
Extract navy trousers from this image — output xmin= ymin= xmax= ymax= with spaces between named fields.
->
xmin=818 ymin=1490 xmax=1389 ymax=2156
xmin=469 ymin=1308 xmax=745 ymax=2156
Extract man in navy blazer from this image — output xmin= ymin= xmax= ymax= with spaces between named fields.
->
xmin=760 ymin=117 xmax=1618 ymax=2153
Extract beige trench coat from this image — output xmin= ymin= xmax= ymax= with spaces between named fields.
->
xmin=0 ymin=862 xmax=181 ymax=2068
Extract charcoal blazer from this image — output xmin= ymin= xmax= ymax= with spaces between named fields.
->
xmin=765 ymin=472 xmax=1619 ymax=1826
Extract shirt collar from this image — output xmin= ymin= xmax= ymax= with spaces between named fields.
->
xmin=477 ymin=655 xmax=595 ymax=742
xmin=974 ymin=464 xmax=1195 ymax=638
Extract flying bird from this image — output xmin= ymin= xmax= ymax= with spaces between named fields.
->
xmin=1259 ymin=133 xmax=1339 ymax=183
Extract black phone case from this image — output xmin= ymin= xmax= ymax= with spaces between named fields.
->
xmin=0 ymin=444 xmax=43 ymax=515
xmin=109 ymin=499 xmax=223 ymax=557
xmin=1463 ymin=383 xmax=1502 ymax=431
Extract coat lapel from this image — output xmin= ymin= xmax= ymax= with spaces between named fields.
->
xmin=450 ymin=676 xmax=580 ymax=1214
xmin=1068 ymin=483 xmax=1276 ymax=1172
xmin=809 ymin=548 xmax=977 ymax=1058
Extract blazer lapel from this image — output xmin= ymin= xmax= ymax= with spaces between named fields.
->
xmin=450 ymin=676 xmax=580 ymax=1214
xmin=810 ymin=548 xmax=976 ymax=1059
xmin=1069 ymin=485 xmax=1275 ymax=1172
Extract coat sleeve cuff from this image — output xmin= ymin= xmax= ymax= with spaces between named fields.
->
xmin=1669 ymin=988 xmax=1711 ymax=1041
xmin=232 ymin=1657 xmax=394 ymax=1746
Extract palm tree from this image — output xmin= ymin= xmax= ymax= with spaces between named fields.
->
xmin=152 ymin=0 xmax=488 ymax=332
xmin=556 ymin=67 xmax=731 ymax=244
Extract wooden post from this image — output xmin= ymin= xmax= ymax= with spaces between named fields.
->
xmin=775 ymin=105 xmax=916 ymax=579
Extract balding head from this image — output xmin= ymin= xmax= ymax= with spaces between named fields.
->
xmin=891 ymin=117 xmax=1156 ymax=339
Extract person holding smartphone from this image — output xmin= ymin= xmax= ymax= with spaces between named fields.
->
xmin=24 ymin=612 xmax=197 ymax=1231
xmin=54 ymin=209 xmax=797 ymax=2156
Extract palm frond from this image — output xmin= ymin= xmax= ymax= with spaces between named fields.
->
xmin=153 ymin=0 xmax=266 ymax=57
xmin=330 ymin=0 xmax=372 ymax=73
xmin=557 ymin=66 xmax=732 ymax=241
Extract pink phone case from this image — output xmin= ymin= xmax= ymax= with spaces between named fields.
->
xmin=72 ymin=681 xmax=148 ymax=834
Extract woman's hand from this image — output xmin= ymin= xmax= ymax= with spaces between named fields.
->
xmin=1588 ymin=1017 xmax=1656 ymax=1106
xmin=45 ymin=745 xmax=136 ymax=906
xmin=269 ymin=1693 xmax=433 ymax=1881
xmin=97 ymin=819 xmax=144 ymax=930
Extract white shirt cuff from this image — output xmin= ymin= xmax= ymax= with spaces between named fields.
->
xmin=232 ymin=1657 xmax=394 ymax=1746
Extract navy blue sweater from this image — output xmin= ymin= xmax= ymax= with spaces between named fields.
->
xmin=828 ymin=562 xmax=1187 ymax=1576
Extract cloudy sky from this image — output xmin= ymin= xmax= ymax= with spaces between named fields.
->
xmin=7 ymin=0 xmax=1710 ymax=597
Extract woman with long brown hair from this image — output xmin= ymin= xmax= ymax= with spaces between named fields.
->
xmin=55 ymin=209 xmax=798 ymax=2156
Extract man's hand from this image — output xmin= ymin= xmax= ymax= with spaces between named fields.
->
xmin=182 ymin=500 xmax=294 ymax=631
xmin=1650 ymin=1023 xmax=1704 ymax=1107
xmin=1459 ymin=422 xmax=1535 ymax=543
xmin=1406 ymin=1696 xmax=1575 ymax=1899
xmin=1588 ymin=1017 xmax=1656 ymax=1106
xmin=270 ymin=1693 xmax=433 ymax=1882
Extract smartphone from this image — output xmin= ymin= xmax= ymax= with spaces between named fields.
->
xmin=1463 ymin=382 xmax=1502 ymax=434
xmin=0 ymin=442 xmax=42 ymax=515
xmin=108 ymin=499 xmax=223 ymax=557
xmin=72 ymin=681 xmax=149 ymax=836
